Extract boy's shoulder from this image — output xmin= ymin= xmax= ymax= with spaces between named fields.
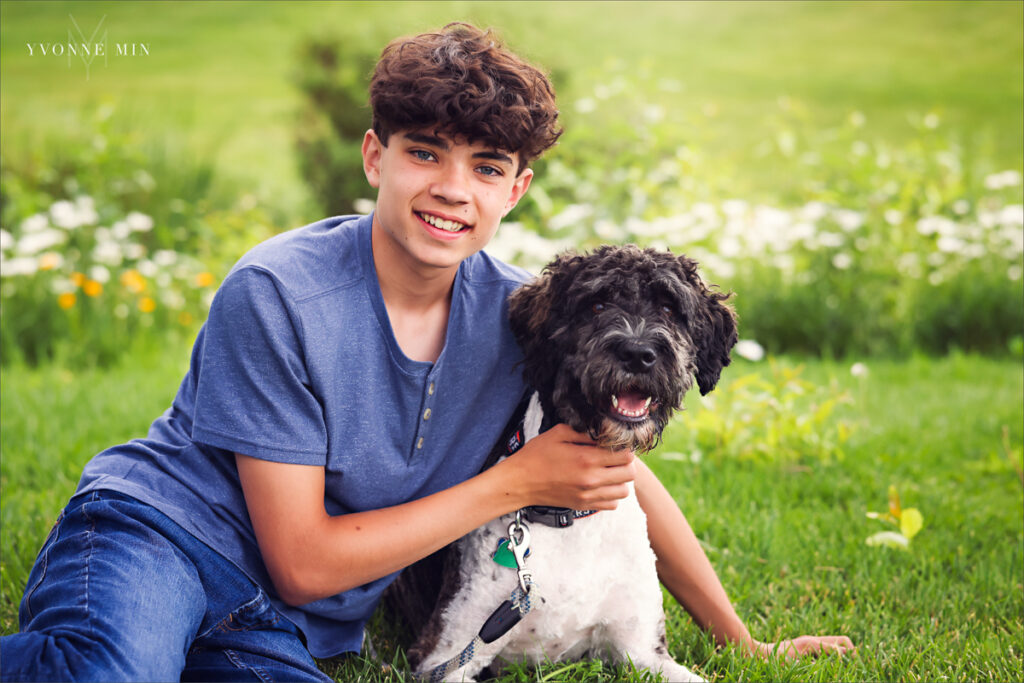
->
xmin=228 ymin=214 xmax=368 ymax=299
xmin=464 ymin=248 xmax=534 ymax=290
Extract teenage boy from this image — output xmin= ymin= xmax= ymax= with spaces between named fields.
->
xmin=1 ymin=23 xmax=853 ymax=682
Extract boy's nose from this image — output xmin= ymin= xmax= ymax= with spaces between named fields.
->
xmin=430 ymin=166 xmax=472 ymax=205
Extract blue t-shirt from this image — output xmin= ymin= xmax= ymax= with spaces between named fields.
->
xmin=76 ymin=213 xmax=531 ymax=657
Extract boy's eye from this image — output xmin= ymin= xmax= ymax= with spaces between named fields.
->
xmin=411 ymin=150 xmax=436 ymax=162
xmin=477 ymin=165 xmax=503 ymax=177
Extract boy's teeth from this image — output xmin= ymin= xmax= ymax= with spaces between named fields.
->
xmin=420 ymin=213 xmax=466 ymax=232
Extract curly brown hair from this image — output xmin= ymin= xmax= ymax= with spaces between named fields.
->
xmin=370 ymin=23 xmax=562 ymax=174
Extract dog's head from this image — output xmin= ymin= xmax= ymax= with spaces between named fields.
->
xmin=508 ymin=245 xmax=737 ymax=452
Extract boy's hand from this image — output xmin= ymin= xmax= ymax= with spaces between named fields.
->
xmin=752 ymin=635 xmax=856 ymax=660
xmin=497 ymin=423 xmax=636 ymax=510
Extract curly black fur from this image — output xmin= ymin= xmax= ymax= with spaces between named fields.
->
xmin=508 ymin=245 xmax=737 ymax=452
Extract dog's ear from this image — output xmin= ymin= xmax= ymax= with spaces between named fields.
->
xmin=508 ymin=251 xmax=580 ymax=388
xmin=676 ymin=254 xmax=738 ymax=395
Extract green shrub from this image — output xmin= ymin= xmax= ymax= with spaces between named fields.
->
xmin=0 ymin=106 xmax=278 ymax=367
xmin=293 ymin=37 xmax=380 ymax=217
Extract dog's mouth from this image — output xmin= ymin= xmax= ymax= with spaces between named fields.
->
xmin=609 ymin=390 xmax=656 ymax=423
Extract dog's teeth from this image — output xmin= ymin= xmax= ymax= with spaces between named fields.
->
xmin=644 ymin=397 xmax=652 ymax=409
xmin=612 ymin=395 xmax=619 ymax=409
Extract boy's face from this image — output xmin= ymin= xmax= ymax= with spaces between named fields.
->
xmin=362 ymin=128 xmax=532 ymax=275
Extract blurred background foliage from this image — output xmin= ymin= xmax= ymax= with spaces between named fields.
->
xmin=1 ymin=0 xmax=1022 ymax=366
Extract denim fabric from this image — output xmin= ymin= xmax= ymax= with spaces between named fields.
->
xmin=0 ymin=491 xmax=332 ymax=683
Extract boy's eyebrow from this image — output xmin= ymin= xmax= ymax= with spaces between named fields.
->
xmin=402 ymin=132 xmax=514 ymax=166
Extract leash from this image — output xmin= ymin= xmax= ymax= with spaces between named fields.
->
xmin=427 ymin=511 xmax=536 ymax=682
xmin=426 ymin=393 xmax=601 ymax=680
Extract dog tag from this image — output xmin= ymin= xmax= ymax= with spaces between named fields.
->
xmin=491 ymin=538 xmax=528 ymax=568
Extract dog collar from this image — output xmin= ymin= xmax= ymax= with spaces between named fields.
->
xmin=521 ymin=505 xmax=598 ymax=528
xmin=484 ymin=392 xmax=599 ymax=528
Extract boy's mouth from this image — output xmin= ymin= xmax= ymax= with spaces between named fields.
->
xmin=417 ymin=211 xmax=470 ymax=234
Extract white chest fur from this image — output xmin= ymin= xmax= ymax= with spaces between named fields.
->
xmin=417 ymin=394 xmax=703 ymax=682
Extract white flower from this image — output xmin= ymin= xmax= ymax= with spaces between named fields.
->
xmin=17 ymin=228 xmax=66 ymax=255
xmin=114 ymin=303 xmax=130 ymax=319
xmin=800 ymin=201 xmax=829 ymax=222
xmin=352 ymin=198 xmax=376 ymax=215
xmin=999 ymin=204 xmax=1023 ymax=226
xmin=137 ymin=259 xmax=158 ymax=277
xmin=984 ymin=170 xmax=1022 ymax=190
xmin=818 ymin=232 xmax=844 ymax=248
xmin=20 ymin=213 xmax=49 ymax=233
xmin=549 ymin=204 xmax=593 ymax=232
xmin=112 ymin=221 xmax=132 ymax=240
xmin=92 ymin=240 xmax=123 ymax=267
xmin=74 ymin=196 xmax=98 ymax=225
xmin=124 ymin=243 xmax=146 ymax=260
xmin=884 ymin=209 xmax=903 ymax=226
xmin=51 ymin=277 xmax=76 ymax=294
xmin=50 ymin=200 xmax=83 ymax=229
xmin=153 ymin=250 xmax=178 ymax=267
xmin=937 ymin=236 xmax=965 ymax=253
xmin=832 ymin=253 xmax=853 ymax=270
xmin=89 ymin=265 xmax=111 ymax=284
xmin=834 ymin=209 xmax=865 ymax=232
xmin=1 ymin=257 xmax=39 ymax=277
xmin=916 ymin=216 xmax=956 ymax=236
xmin=952 ymin=200 xmax=970 ymax=216
xmin=0 ymin=229 xmax=12 ymax=251
xmin=734 ymin=339 xmax=765 ymax=362
xmin=1008 ymin=265 xmax=1022 ymax=281
xmin=923 ymin=112 xmax=940 ymax=129
xmin=849 ymin=111 xmax=866 ymax=127
xmin=850 ymin=362 xmax=869 ymax=378
xmin=722 ymin=199 xmax=749 ymax=218
xmin=126 ymin=212 xmax=154 ymax=232
xmin=574 ymin=98 xmax=597 ymax=114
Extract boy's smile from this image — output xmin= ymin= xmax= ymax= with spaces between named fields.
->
xmin=362 ymin=129 xmax=532 ymax=279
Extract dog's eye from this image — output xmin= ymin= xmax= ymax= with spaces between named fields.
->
xmin=660 ymin=305 xmax=674 ymax=318
xmin=591 ymin=303 xmax=606 ymax=313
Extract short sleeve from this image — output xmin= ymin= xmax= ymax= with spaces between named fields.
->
xmin=191 ymin=266 xmax=327 ymax=464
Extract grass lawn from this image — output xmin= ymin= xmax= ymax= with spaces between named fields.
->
xmin=2 ymin=1 xmax=1021 ymax=215
xmin=3 ymin=345 xmax=1021 ymax=681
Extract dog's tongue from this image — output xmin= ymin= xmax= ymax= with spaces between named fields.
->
xmin=610 ymin=389 xmax=651 ymax=417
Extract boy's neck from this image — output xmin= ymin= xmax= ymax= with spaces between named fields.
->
xmin=370 ymin=221 xmax=459 ymax=309
xmin=370 ymin=221 xmax=458 ymax=363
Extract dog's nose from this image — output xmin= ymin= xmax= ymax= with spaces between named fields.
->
xmin=616 ymin=341 xmax=657 ymax=373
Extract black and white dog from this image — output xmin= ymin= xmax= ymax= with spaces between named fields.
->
xmin=392 ymin=245 xmax=737 ymax=682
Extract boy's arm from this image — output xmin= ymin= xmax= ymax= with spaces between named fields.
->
xmin=237 ymin=424 xmax=636 ymax=606
xmin=634 ymin=459 xmax=855 ymax=659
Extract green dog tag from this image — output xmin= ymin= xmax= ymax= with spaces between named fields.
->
xmin=491 ymin=538 xmax=517 ymax=568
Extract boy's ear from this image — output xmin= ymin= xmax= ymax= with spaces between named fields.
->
xmin=362 ymin=129 xmax=383 ymax=189
xmin=503 ymin=167 xmax=533 ymax=217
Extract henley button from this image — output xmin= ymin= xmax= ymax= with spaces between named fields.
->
xmin=423 ymin=408 xmax=432 ymax=421
xmin=428 ymin=382 xmax=435 ymax=395
xmin=417 ymin=437 xmax=424 ymax=449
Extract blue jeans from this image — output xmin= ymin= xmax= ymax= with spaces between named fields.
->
xmin=1 ymin=490 xmax=333 ymax=682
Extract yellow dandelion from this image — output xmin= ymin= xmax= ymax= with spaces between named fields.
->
xmin=70 ymin=272 xmax=87 ymax=287
xmin=195 ymin=272 xmax=215 ymax=288
xmin=178 ymin=311 xmax=194 ymax=327
xmin=83 ymin=280 xmax=103 ymax=297
xmin=58 ymin=292 xmax=76 ymax=310
xmin=138 ymin=296 xmax=156 ymax=313
xmin=39 ymin=253 xmax=62 ymax=271
xmin=120 ymin=269 xmax=147 ymax=293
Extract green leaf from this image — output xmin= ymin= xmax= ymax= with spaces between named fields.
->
xmin=900 ymin=508 xmax=924 ymax=540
